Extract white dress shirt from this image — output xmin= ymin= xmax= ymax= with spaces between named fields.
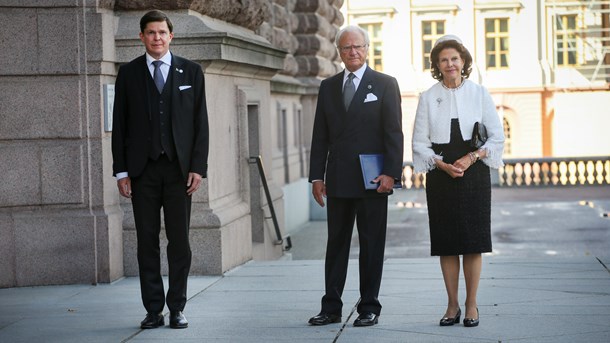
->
xmin=145 ymin=51 xmax=172 ymax=83
xmin=342 ymin=63 xmax=367 ymax=93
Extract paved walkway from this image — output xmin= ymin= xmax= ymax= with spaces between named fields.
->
xmin=1 ymin=187 xmax=610 ymax=342
xmin=1 ymin=257 xmax=609 ymax=342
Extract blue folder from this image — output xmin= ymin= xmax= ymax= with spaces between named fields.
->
xmin=359 ymin=154 xmax=402 ymax=190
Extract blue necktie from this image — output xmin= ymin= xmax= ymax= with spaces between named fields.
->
xmin=152 ymin=60 xmax=165 ymax=93
xmin=343 ymin=73 xmax=355 ymax=109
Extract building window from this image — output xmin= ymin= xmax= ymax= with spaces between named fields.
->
xmin=276 ymin=104 xmax=284 ymax=150
xmin=556 ymin=15 xmax=578 ymax=66
xmin=485 ymin=18 xmax=509 ymax=69
xmin=279 ymin=108 xmax=289 ymax=183
xmin=422 ymin=20 xmax=445 ymax=70
xmin=359 ymin=23 xmax=383 ymax=71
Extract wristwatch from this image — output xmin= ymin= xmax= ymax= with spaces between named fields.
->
xmin=473 ymin=151 xmax=480 ymax=161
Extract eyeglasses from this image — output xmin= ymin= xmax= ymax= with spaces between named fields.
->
xmin=339 ymin=45 xmax=367 ymax=53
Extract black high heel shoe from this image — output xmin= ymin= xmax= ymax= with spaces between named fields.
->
xmin=439 ymin=308 xmax=461 ymax=326
xmin=463 ymin=308 xmax=479 ymax=327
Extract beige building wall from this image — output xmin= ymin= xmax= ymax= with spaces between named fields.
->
xmin=494 ymin=92 xmax=545 ymax=158
xmin=553 ymin=92 xmax=610 ymax=157
xmin=342 ymin=0 xmax=610 ymax=160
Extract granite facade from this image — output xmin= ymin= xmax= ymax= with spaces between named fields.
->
xmin=0 ymin=0 xmax=342 ymax=287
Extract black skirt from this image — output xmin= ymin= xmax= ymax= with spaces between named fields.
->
xmin=426 ymin=119 xmax=492 ymax=256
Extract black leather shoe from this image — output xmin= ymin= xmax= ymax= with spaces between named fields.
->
xmin=170 ymin=311 xmax=188 ymax=329
xmin=463 ymin=308 xmax=479 ymax=327
xmin=353 ymin=312 xmax=378 ymax=327
xmin=140 ymin=312 xmax=164 ymax=329
xmin=439 ymin=308 xmax=461 ymax=326
xmin=308 ymin=312 xmax=341 ymax=326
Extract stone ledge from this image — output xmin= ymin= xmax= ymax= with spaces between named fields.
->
xmin=115 ymin=10 xmax=286 ymax=71
xmin=271 ymin=74 xmax=320 ymax=95
xmin=114 ymin=0 xmax=270 ymax=31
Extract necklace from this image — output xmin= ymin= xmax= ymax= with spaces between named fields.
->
xmin=441 ymin=77 xmax=465 ymax=91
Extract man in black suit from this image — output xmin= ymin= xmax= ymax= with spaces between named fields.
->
xmin=111 ymin=10 xmax=209 ymax=330
xmin=308 ymin=25 xmax=403 ymax=327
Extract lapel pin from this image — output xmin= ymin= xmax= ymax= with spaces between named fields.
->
xmin=367 ymin=84 xmax=372 ymax=90
xmin=176 ymin=68 xmax=183 ymax=73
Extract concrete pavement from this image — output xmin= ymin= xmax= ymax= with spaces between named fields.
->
xmin=1 ymin=257 xmax=609 ymax=342
xmin=1 ymin=186 xmax=610 ymax=342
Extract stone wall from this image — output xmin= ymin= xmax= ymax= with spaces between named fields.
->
xmin=114 ymin=0 xmax=344 ymax=78
xmin=115 ymin=0 xmax=271 ymax=31
xmin=0 ymin=2 xmax=122 ymax=287
xmin=293 ymin=0 xmax=344 ymax=79
xmin=0 ymin=0 xmax=343 ymax=287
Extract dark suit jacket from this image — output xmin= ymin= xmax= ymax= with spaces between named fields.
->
xmin=112 ymin=54 xmax=209 ymax=180
xmin=309 ymin=67 xmax=403 ymax=198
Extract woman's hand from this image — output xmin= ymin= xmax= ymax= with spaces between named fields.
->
xmin=452 ymin=149 xmax=486 ymax=174
xmin=436 ymin=159 xmax=464 ymax=178
xmin=453 ymin=154 xmax=473 ymax=171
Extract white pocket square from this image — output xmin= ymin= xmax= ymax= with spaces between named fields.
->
xmin=178 ymin=85 xmax=192 ymax=91
xmin=364 ymin=93 xmax=378 ymax=103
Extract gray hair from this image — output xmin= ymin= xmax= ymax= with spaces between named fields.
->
xmin=335 ymin=25 xmax=370 ymax=48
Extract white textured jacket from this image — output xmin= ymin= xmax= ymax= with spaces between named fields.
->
xmin=412 ymin=79 xmax=505 ymax=173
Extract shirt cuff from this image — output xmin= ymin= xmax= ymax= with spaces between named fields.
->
xmin=115 ymin=172 xmax=128 ymax=180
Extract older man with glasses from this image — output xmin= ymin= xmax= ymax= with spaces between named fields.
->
xmin=307 ymin=25 xmax=403 ymax=327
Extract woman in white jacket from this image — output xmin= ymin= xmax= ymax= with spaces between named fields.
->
xmin=412 ymin=35 xmax=504 ymax=328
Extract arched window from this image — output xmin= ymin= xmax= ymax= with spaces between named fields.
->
xmin=503 ymin=117 xmax=512 ymax=156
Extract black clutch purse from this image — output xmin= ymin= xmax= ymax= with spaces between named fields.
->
xmin=470 ymin=122 xmax=487 ymax=149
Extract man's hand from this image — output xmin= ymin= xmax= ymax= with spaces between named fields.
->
xmin=117 ymin=177 xmax=132 ymax=198
xmin=373 ymin=174 xmax=395 ymax=193
xmin=312 ymin=181 xmax=326 ymax=207
xmin=186 ymin=172 xmax=202 ymax=196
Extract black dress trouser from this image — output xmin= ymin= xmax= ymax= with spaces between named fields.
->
xmin=321 ymin=196 xmax=388 ymax=316
xmin=131 ymin=154 xmax=192 ymax=313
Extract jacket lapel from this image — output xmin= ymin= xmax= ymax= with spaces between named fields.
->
xmin=327 ymin=73 xmax=348 ymax=135
xmin=349 ymin=67 xmax=374 ymax=115
xmin=138 ymin=55 xmax=154 ymax=120
xmin=170 ymin=55 xmax=185 ymax=117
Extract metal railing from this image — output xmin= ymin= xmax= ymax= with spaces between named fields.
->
xmin=402 ymin=156 xmax=610 ymax=189
xmin=248 ymin=156 xmax=292 ymax=250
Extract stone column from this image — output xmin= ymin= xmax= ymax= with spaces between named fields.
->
xmin=114 ymin=8 xmax=287 ymax=274
xmin=293 ymin=0 xmax=345 ymax=188
xmin=0 ymin=2 xmax=123 ymax=287
xmin=294 ymin=0 xmax=344 ymax=81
